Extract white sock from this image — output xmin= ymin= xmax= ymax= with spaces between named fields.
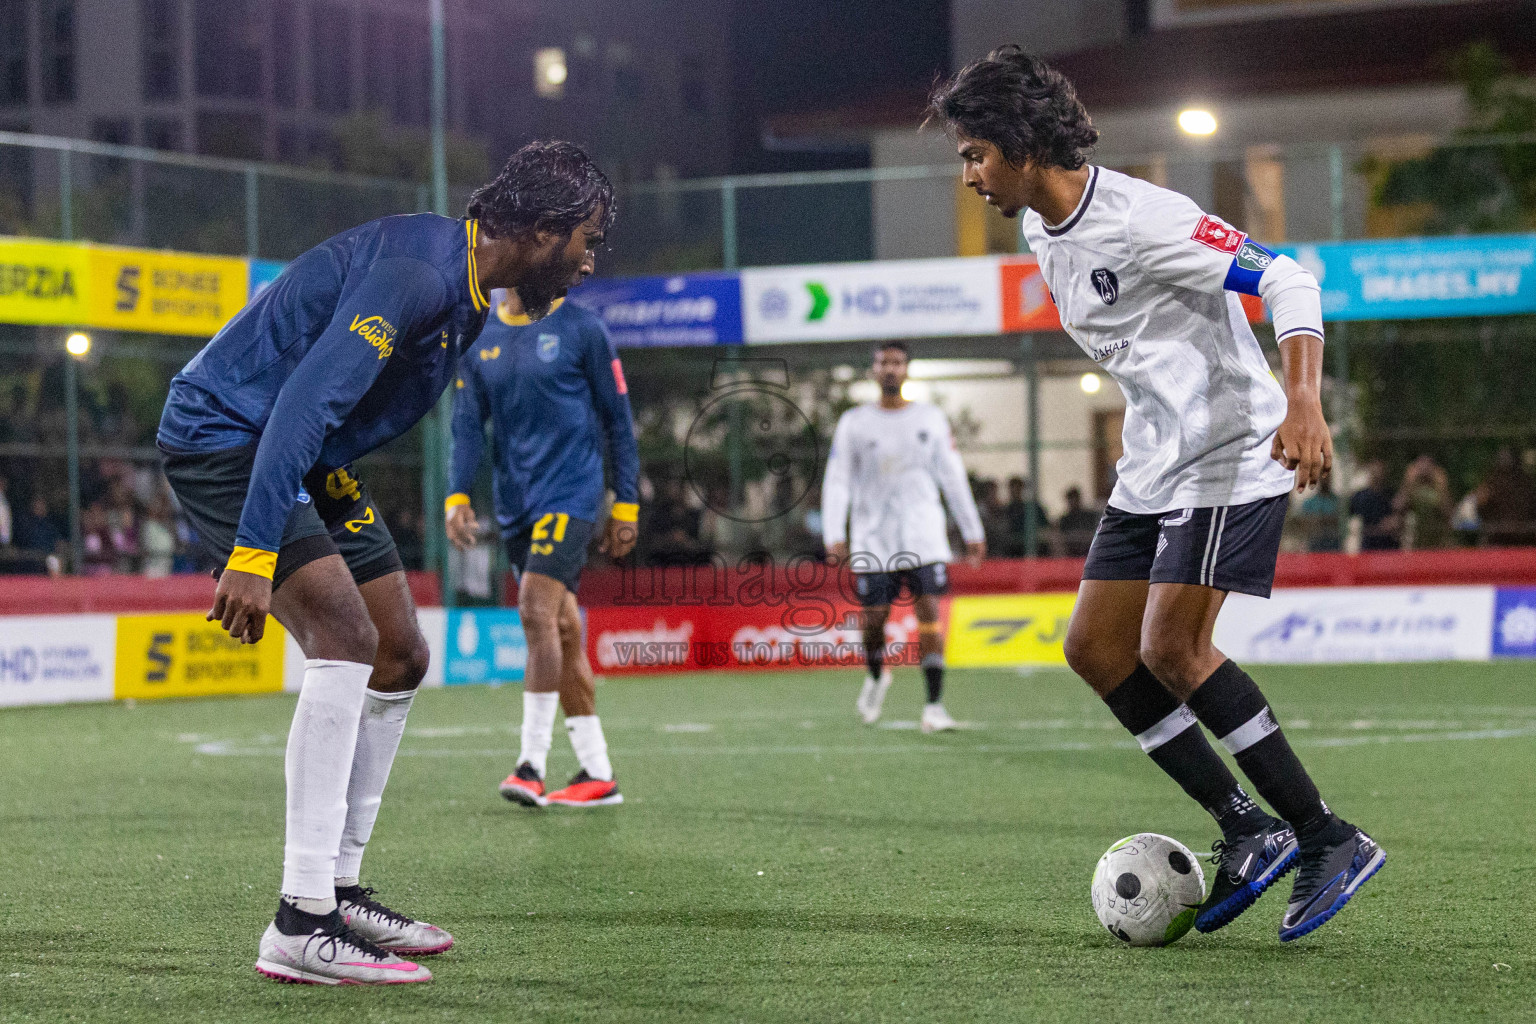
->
xmin=566 ymin=715 xmax=613 ymax=781
xmin=519 ymin=690 xmax=559 ymax=778
xmin=280 ymin=659 xmax=370 ymax=908
xmin=334 ymin=688 xmax=415 ymax=884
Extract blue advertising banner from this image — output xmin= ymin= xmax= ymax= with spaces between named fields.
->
xmin=1285 ymin=235 xmax=1536 ymax=322
xmin=572 ymin=272 xmax=743 ymax=347
xmin=445 ymin=609 xmax=526 ymax=684
xmin=249 ymin=259 xmax=286 ymax=300
xmin=1492 ymin=587 xmax=1536 ymax=658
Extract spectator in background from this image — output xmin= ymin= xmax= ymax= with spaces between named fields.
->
xmin=1350 ymin=460 xmax=1399 ymax=551
xmin=1475 ymin=446 xmax=1536 ymax=547
xmin=975 ymin=478 xmax=1010 ymax=557
xmin=139 ymin=492 xmax=177 ymax=577
xmin=1297 ymin=476 xmax=1342 ymax=552
xmin=393 ymin=509 xmax=424 ymax=571
xmin=80 ymin=501 xmax=116 ymax=575
xmin=1057 ymin=486 xmax=1099 ymax=557
xmin=15 ymin=495 xmax=64 ymax=556
xmin=102 ymin=477 xmax=140 ymax=572
xmin=1001 ymin=476 xmax=1049 ymax=557
xmin=0 ymin=474 xmax=11 ymax=547
xmin=1395 ymin=454 xmax=1452 ymax=550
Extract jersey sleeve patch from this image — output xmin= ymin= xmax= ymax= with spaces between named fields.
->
xmin=1191 ymin=215 xmax=1245 ymax=254
xmin=611 ymin=357 xmax=628 ymax=395
xmin=1222 ymin=239 xmax=1278 ymax=296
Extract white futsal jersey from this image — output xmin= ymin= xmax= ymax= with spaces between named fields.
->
xmin=1023 ymin=166 xmax=1302 ymax=515
xmin=821 ymin=401 xmax=985 ymax=569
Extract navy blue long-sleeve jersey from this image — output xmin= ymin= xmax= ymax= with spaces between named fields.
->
xmin=448 ymin=295 xmax=638 ymax=533
xmin=158 ymin=214 xmax=491 ymax=565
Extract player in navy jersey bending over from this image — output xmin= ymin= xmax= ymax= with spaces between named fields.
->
xmin=446 ymin=272 xmax=639 ymax=809
xmin=928 ymin=48 xmax=1382 ymax=943
xmin=157 ymin=142 xmax=614 ymax=984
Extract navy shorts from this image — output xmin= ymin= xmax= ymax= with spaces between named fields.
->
xmin=1082 ymin=493 xmax=1288 ymax=598
xmin=853 ymin=561 xmax=950 ymax=607
xmin=160 ymin=444 xmax=402 ymax=592
xmin=506 ymin=513 xmax=594 ymax=591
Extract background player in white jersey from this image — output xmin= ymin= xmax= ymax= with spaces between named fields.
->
xmin=929 ymin=46 xmax=1383 ymax=943
xmin=822 ymin=342 xmax=986 ymax=733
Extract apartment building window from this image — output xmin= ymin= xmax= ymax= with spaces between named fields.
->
xmin=40 ymin=0 xmax=75 ymax=103
xmin=196 ymin=109 xmax=263 ymax=159
xmin=194 ymin=0 xmax=261 ymax=100
xmin=141 ymin=0 xmax=181 ymax=100
xmin=391 ymin=15 xmax=429 ymax=126
xmin=362 ymin=14 xmax=390 ymax=112
xmin=142 ymin=116 xmax=182 ymax=151
xmin=310 ymin=2 xmax=352 ymax=114
xmin=0 ymin=0 xmax=26 ymax=105
xmin=271 ymin=0 xmax=297 ymax=108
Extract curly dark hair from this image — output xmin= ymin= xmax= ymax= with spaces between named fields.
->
xmin=926 ymin=45 xmax=1098 ymax=170
xmin=466 ymin=140 xmax=616 ymax=240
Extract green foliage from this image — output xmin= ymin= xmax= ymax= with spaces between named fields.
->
xmin=1370 ymin=42 xmax=1536 ymax=233
xmin=323 ymin=109 xmax=490 ymax=186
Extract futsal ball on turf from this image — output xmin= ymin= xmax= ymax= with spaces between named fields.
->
xmin=1090 ymin=832 xmax=1205 ymax=946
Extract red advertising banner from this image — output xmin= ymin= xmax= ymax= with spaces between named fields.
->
xmin=586 ymin=600 xmax=949 ymax=676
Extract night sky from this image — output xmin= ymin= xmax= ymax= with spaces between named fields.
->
xmin=729 ymin=0 xmax=950 ymax=172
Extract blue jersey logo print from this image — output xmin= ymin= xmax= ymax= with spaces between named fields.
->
xmin=296 ymin=487 xmax=312 ymax=504
xmin=537 ymin=333 xmax=560 ymax=362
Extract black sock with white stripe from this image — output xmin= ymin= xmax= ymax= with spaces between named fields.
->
xmin=1103 ymin=665 xmax=1269 ymax=841
xmin=1185 ymin=659 xmax=1338 ymax=845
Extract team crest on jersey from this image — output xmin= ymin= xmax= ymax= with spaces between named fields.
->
xmin=537 ymin=333 xmax=560 ymax=362
xmin=1191 ymin=215 xmax=1245 ymax=254
xmin=917 ymin=430 xmax=929 ymax=443
xmin=1235 ymin=241 xmax=1274 ymax=273
xmin=1091 ymin=268 xmax=1119 ymax=305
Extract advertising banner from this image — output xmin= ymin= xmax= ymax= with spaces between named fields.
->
xmin=1287 ymin=235 xmax=1536 ymax=322
xmin=87 ymin=246 xmax=249 ymax=336
xmin=743 ymin=257 xmax=1003 ymax=343
xmin=114 ymin=612 xmax=287 ymax=700
xmin=945 ymin=593 xmax=1075 ymax=667
xmin=249 ymin=259 xmax=287 ymax=300
xmin=444 ymin=609 xmax=526 ymax=684
xmin=1213 ymin=586 xmax=1495 ymax=664
xmin=0 ymin=237 xmax=90 ymax=326
xmin=1491 ymin=587 xmax=1536 ymax=658
xmin=573 ymin=273 xmax=743 ymax=347
xmin=0 ymin=614 xmax=116 ymax=707
xmin=999 ymin=257 xmax=1062 ymax=333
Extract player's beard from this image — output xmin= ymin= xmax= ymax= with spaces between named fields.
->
xmin=514 ymin=254 xmax=576 ymax=322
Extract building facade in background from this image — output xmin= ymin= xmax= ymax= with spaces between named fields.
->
xmin=0 ymin=0 xmax=732 ymax=182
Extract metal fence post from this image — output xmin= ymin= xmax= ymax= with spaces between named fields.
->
xmin=245 ymin=166 xmax=259 ymax=259
xmin=721 ymin=179 xmax=738 ymax=270
xmin=64 ymin=348 xmax=83 ymax=573
xmin=58 ymin=150 xmax=71 ymax=241
xmin=1327 ymin=144 xmax=1353 ymax=542
xmin=1021 ymin=333 xmax=1041 ymax=559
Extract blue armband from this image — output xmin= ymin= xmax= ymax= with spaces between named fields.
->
xmin=1222 ymin=239 xmax=1278 ymax=296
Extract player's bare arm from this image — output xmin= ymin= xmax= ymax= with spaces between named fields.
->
xmin=446 ymin=503 xmax=480 ymax=550
xmin=600 ymin=514 xmax=637 ymax=559
xmin=208 ymin=568 xmax=272 ymax=644
xmin=1272 ymin=333 xmax=1332 ymax=491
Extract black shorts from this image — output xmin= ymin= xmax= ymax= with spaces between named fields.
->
xmin=160 ymin=444 xmax=402 ymax=592
xmin=1081 ymin=493 xmax=1288 ymax=598
xmin=853 ymin=561 xmax=951 ymax=607
xmin=505 ymin=512 xmax=594 ymax=591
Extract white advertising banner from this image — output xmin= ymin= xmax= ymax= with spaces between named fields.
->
xmin=1214 ymin=586 xmax=1495 ymax=665
xmin=0 ymin=614 xmax=117 ymax=707
xmin=742 ymin=256 xmax=1003 ymax=343
xmin=283 ymin=606 xmax=448 ymax=691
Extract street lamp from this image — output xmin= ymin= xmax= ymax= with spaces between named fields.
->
xmin=66 ymin=332 xmax=90 ymax=356
xmin=1178 ymin=109 xmax=1218 ymax=136
xmin=1080 ymin=372 xmax=1102 ymax=394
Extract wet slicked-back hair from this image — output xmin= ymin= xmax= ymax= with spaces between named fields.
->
xmin=467 ymin=140 xmax=616 ymax=240
xmin=926 ymin=45 xmax=1098 ymax=170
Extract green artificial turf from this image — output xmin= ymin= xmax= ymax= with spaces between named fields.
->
xmin=1 ymin=662 xmax=1533 ymax=1022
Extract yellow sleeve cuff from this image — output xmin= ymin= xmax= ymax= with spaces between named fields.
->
xmin=445 ymin=493 xmax=471 ymax=514
xmin=226 ymin=546 xmax=277 ymax=580
xmin=610 ymin=502 xmax=639 ymax=523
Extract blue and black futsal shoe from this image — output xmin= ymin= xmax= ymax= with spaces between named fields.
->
xmin=1279 ymin=822 xmax=1385 ymax=941
xmin=1195 ymin=820 xmax=1299 ymax=933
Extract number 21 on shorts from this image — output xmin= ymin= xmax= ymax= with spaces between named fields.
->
xmin=530 ymin=512 xmax=568 ymax=555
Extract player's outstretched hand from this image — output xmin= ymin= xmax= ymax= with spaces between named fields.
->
xmin=208 ymin=568 xmax=272 ymax=644
xmin=826 ymin=541 xmax=849 ymax=566
xmin=1271 ymin=400 xmax=1333 ymax=492
xmin=965 ymin=540 xmax=986 ymax=568
xmin=446 ymin=504 xmax=480 ymax=551
xmin=601 ymin=516 xmax=637 ymax=559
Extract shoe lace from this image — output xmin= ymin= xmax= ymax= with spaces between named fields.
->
xmin=347 ymin=887 xmax=415 ymax=930
xmin=304 ymin=916 xmax=393 ymax=964
xmin=1209 ymin=839 xmax=1237 ymax=876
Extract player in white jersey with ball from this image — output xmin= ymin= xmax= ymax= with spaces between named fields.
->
xmin=928 ymin=46 xmax=1383 ymax=942
xmin=822 ymin=341 xmax=986 ymax=733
